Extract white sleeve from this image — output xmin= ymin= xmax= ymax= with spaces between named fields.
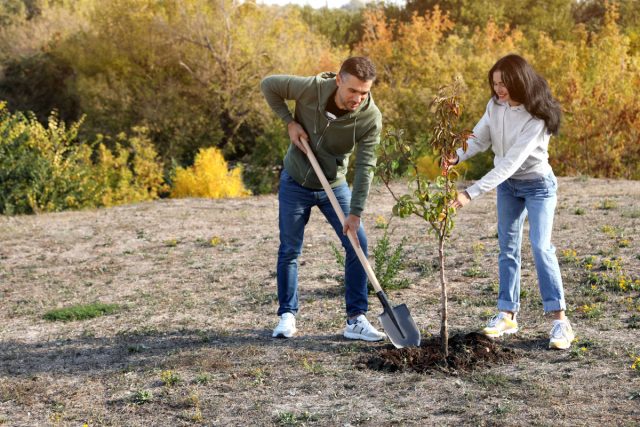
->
xmin=465 ymin=118 xmax=546 ymax=199
xmin=456 ymin=104 xmax=492 ymax=162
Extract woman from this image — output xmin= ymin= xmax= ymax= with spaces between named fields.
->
xmin=448 ymin=54 xmax=574 ymax=350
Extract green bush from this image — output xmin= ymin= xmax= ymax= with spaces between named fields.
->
xmin=0 ymin=103 xmax=165 ymax=215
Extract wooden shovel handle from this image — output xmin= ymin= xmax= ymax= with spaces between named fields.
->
xmin=299 ymin=138 xmax=384 ymax=294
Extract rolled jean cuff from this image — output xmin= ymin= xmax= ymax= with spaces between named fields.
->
xmin=497 ymin=300 xmax=520 ymax=313
xmin=542 ymin=299 xmax=566 ymax=313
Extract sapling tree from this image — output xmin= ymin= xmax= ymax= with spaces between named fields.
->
xmin=376 ymin=78 xmax=471 ymax=357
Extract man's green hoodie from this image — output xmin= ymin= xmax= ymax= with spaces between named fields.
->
xmin=261 ymin=72 xmax=382 ymax=217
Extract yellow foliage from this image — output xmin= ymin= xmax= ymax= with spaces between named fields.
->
xmin=171 ymin=147 xmax=251 ymax=199
xmin=0 ymin=105 xmax=165 ymax=214
xmin=416 ymin=153 xmax=469 ymax=180
xmin=92 ymin=128 xmax=167 ymax=207
xmin=415 ymin=155 xmax=441 ymax=180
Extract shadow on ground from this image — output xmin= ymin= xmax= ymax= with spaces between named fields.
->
xmin=0 ymin=328 xmax=385 ymax=376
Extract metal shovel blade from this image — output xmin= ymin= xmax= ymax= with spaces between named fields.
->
xmin=376 ymin=292 xmax=421 ymax=348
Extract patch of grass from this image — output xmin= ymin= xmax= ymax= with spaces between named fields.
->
xmin=618 ymin=238 xmax=631 ymax=248
xmin=132 ymin=390 xmax=153 ymax=405
xmin=160 ymin=370 xmax=181 ymax=387
xmin=493 ymin=402 xmax=514 ymax=416
xmin=337 ymin=343 xmax=366 ymax=354
xmin=627 ymin=314 xmax=640 ymax=330
xmin=599 ymin=199 xmax=618 ymax=210
xmin=462 ymin=266 xmax=490 ymax=278
xmin=560 ymin=248 xmax=579 ymax=265
xmin=275 ymin=411 xmax=318 ymax=426
xmin=482 ymin=282 xmax=499 ymax=295
xmin=600 ymin=224 xmax=619 ymax=238
xmin=463 ymin=242 xmax=490 ymax=277
xmin=248 ymin=367 xmax=269 ymax=385
xmin=242 ymin=283 xmax=278 ymax=306
xmin=209 ymin=236 xmax=223 ymax=247
xmin=374 ymin=215 xmax=389 ymax=229
xmin=576 ymin=303 xmax=604 ymax=320
xmin=329 ymin=241 xmax=345 ymax=268
xmin=622 ymin=209 xmax=640 ymax=219
xmin=568 ymin=338 xmax=597 ymax=359
xmin=164 ymin=238 xmax=179 ymax=247
xmin=301 ymin=358 xmax=325 ymax=375
xmin=568 ymin=346 xmax=589 ymax=359
xmin=469 ymin=372 xmax=513 ymax=388
xmin=195 ymin=373 xmax=210 ymax=385
xmin=407 ymin=258 xmax=436 ymax=278
xmin=574 ymin=207 xmax=586 ymax=215
xmin=127 ymin=344 xmax=149 ymax=354
xmin=43 ymin=302 xmax=120 ymax=322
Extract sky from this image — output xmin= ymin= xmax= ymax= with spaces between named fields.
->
xmin=256 ymin=0 xmax=405 ymax=8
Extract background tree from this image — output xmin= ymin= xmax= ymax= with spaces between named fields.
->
xmin=534 ymin=4 xmax=640 ymax=179
xmin=0 ymin=0 xmax=638 ymax=204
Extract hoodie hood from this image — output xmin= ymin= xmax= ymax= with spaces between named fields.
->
xmin=312 ymin=71 xmax=374 ymax=146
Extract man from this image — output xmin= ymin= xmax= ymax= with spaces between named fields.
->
xmin=261 ymin=56 xmax=385 ymax=341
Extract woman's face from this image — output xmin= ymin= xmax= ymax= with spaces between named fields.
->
xmin=492 ymin=70 xmax=520 ymax=107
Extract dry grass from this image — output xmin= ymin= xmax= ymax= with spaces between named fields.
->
xmin=1 ymin=177 xmax=639 ymax=425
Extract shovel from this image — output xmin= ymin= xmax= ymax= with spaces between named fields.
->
xmin=299 ymin=137 xmax=421 ymax=348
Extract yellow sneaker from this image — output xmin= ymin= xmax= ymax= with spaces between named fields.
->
xmin=549 ymin=319 xmax=575 ymax=350
xmin=481 ymin=312 xmax=519 ymax=338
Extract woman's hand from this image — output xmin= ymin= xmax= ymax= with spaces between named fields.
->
xmin=452 ymin=190 xmax=471 ymax=209
xmin=442 ymin=152 xmax=459 ymax=171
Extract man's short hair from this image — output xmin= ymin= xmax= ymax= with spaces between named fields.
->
xmin=339 ymin=57 xmax=376 ymax=82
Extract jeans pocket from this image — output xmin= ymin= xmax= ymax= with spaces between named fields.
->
xmin=545 ymin=172 xmax=557 ymax=190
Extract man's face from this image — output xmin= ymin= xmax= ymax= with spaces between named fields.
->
xmin=335 ymin=72 xmax=373 ymax=111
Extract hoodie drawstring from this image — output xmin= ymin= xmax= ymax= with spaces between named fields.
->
xmin=352 ymin=116 xmax=357 ymax=145
xmin=314 ymin=108 xmax=318 ymax=134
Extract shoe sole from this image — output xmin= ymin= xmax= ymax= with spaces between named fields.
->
xmin=343 ymin=331 xmax=385 ymax=342
xmin=549 ymin=340 xmax=571 ymax=350
xmin=272 ymin=329 xmax=297 ymax=339
xmin=482 ymin=327 xmax=518 ymax=338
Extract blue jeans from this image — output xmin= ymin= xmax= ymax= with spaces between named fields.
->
xmin=496 ymin=172 xmax=566 ymax=313
xmin=276 ymin=170 xmax=369 ymax=317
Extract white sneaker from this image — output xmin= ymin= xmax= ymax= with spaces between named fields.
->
xmin=343 ymin=314 xmax=386 ymax=342
xmin=549 ymin=319 xmax=575 ymax=350
xmin=272 ymin=312 xmax=297 ymax=338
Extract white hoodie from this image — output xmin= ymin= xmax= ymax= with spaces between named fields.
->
xmin=456 ymin=98 xmax=553 ymax=199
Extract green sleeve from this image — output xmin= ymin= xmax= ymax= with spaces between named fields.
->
xmin=260 ymin=75 xmax=315 ymax=124
xmin=350 ymin=113 xmax=382 ymax=217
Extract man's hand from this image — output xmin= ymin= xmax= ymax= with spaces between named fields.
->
xmin=288 ymin=121 xmax=309 ymax=154
xmin=342 ymin=214 xmax=361 ymax=247
xmin=452 ymin=190 xmax=471 ymax=209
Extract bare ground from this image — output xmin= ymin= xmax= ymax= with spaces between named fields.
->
xmin=1 ymin=176 xmax=639 ymax=426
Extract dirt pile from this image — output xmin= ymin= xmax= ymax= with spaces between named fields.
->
xmin=365 ymin=332 xmax=518 ymax=374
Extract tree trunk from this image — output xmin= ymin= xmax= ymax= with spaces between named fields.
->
xmin=438 ymin=235 xmax=448 ymax=357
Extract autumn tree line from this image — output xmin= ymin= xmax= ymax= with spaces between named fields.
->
xmin=0 ymin=0 xmax=638 ymax=214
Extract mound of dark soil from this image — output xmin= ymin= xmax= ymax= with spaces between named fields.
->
xmin=364 ymin=332 xmax=518 ymax=374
